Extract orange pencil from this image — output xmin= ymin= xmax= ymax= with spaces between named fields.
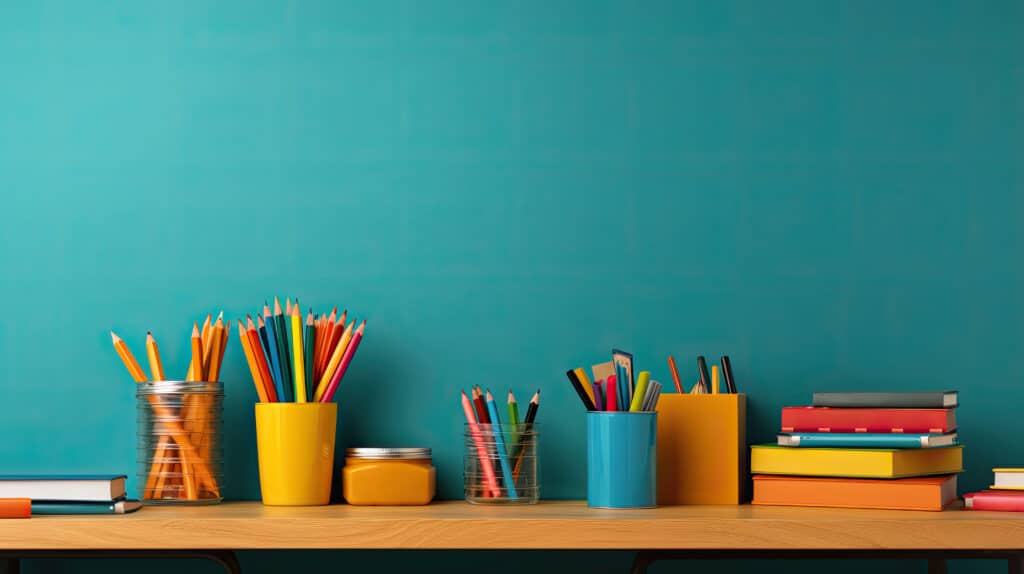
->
xmin=313 ymin=319 xmax=355 ymax=402
xmin=145 ymin=332 xmax=165 ymax=381
xmin=111 ymin=331 xmax=148 ymax=382
xmin=187 ymin=323 xmax=203 ymax=382
xmin=201 ymin=312 xmax=219 ymax=378
xmin=667 ymin=355 xmax=683 ymax=393
xmin=238 ymin=320 xmax=269 ymax=403
xmin=247 ymin=316 xmax=278 ymax=402
xmin=206 ymin=316 xmax=225 ymax=382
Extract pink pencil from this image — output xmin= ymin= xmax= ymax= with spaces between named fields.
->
xmin=319 ymin=321 xmax=365 ymax=403
xmin=461 ymin=391 xmax=501 ymax=498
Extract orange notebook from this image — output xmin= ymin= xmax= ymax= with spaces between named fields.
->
xmin=0 ymin=498 xmax=31 ymax=518
xmin=752 ymin=474 xmax=957 ymax=511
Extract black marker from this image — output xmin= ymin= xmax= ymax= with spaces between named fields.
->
xmin=696 ymin=356 xmax=711 ymax=393
xmin=721 ymin=355 xmax=737 ymax=394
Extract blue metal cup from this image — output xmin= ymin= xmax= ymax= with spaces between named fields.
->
xmin=586 ymin=412 xmax=657 ymax=508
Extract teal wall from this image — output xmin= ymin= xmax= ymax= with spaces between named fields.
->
xmin=1 ymin=1 xmax=1021 ymax=572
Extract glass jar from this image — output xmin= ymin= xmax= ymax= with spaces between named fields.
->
xmin=464 ymin=423 xmax=539 ymax=504
xmin=342 ymin=448 xmax=435 ymax=505
xmin=137 ymin=381 xmax=223 ymax=504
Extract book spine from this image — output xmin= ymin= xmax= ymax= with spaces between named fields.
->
xmin=781 ymin=407 xmax=953 ymax=434
xmin=784 ymin=434 xmax=925 ymax=449
xmin=811 ymin=393 xmax=949 ymax=409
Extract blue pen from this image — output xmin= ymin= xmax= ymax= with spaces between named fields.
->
xmin=263 ymin=310 xmax=287 ymax=402
xmin=485 ymin=390 xmax=519 ymax=499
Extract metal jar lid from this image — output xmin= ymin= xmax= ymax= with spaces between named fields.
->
xmin=346 ymin=447 xmax=432 ymax=460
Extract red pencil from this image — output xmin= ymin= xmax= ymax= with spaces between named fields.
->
xmin=472 ymin=386 xmax=490 ymax=424
xmin=246 ymin=316 xmax=278 ymax=402
xmin=667 ymin=355 xmax=683 ymax=393
xmin=319 ymin=320 xmax=365 ymax=403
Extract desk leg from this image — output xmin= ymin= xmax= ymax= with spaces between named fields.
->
xmin=1010 ymin=557 xmax=1023 ymax=574
xmin=630 ymin=552 xmax=652 ymax=574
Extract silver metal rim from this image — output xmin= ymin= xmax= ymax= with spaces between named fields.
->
xmin=346 ymin=447 xmax=432 ymax=460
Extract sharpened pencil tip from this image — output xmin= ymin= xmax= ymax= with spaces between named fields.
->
xmin=110 ymin=331 xmax=120 ymax=343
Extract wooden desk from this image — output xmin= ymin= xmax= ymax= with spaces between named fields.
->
xmin=2 ymin=502 xmax=1023 ymax=573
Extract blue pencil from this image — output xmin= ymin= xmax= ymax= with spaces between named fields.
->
xmin=263 ymin=307 xmax=287 ymax=402
xmin=256 ymin=315 xmax=278 ymax=390
xmin=616 ymin=363 xmax=627 ymax=410
xmin=485 ymin=390 xmax=519 ymax=499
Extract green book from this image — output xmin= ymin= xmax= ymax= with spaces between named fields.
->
xmin=31 ymin=499 xmax=142 ymax=515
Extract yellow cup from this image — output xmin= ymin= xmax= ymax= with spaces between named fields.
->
xmin=255 ymin=402 xmax=337 ymax=506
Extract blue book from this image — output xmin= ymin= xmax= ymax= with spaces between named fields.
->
xmin=778 ymin=432 xmax=958 ymax=449
xmin=0 ymin=475 xmax=126 ymax=501
xmin=32 ymin=499 xmax=142 ymax=515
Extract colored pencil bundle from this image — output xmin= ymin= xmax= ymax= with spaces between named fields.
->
xmin=567 ymin=351 xmax=663 ymax=412
xmin=110 ymin=311 xmax=229 ymax=501
xmin=460 ymin=387 xmax=540 ymax=500
xmin=237 ymin=297 xmax=365 ymax=404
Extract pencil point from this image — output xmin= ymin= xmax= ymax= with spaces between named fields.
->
xmin=485 ymin=390 xmax=494 ymax=402
xmin=110 ymin=331 xmax=120 ymax=343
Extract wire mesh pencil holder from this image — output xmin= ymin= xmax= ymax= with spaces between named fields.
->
xmin=137 ymin=381 xmax=224 ymax=504
xmin=464 ymin=423 xmax=539 ymax=504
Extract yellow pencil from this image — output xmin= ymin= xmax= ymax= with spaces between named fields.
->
xmin=314 ymin=320 xmax=354 ymax=402
xmin=145 ymin=332 xmax=165 ymax=381
xmin=711 ymin=365 xmax=720 ymax=395
xmin=238 ymin=320 xmax=269 ymax=403
xmin=291 ymin=304 xmax=307 ymax=403
xmin=206 ymin=316 xmax=225 ymax=382
xmin=201 ymin=312 xmax=218 ymax=377
xmin=111 ymin=331 xmax=148 ymax=382
xmin=187 ymin=323 xmax=203 ymax=382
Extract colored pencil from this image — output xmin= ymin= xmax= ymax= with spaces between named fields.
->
xmin=206 ymin=316 xmax=225 ymax=382
xmin=201 ymin=313 xmax=217 ymax=378
xmin=238 ymin=320 xmax=269 ymax=403
xmin=696 ymin=355 xmax=711 ymax=393
xmin=325 ymin=309 xmax=347 ymax=367
xmin=303 ymin=310 xmax=316 ymax=402
xmin=565 ymin=369 xmax=596 ymax=411
xmin=721 ymin=355 xmax=737 ymax=393
xmin=667 ymin=355 xmax=683 ymax=393
xmin=461 ymin=391 xmax=502 ymax=498
xmin=605 ymin=374 xmax=618 ymax=412
xmin=616 ymin=363 xmax=628 ymax=410
xmin=313 ymin=319 xmax=354 ymax=402
xmin=472 ymin=386 xmax=490 ymax=423
xmin=629 ymin=371 xmax=650 ymax=412
xmin=593 ymin=380 xmax=604 ymax=411
xmin=263 ymin=305 xmax=287 ymax=402
xmin=512 ymin=390 xmax=540 ymax=480
xmin=485 ymin=390 xmax=518 ymax=499
xmin=111 ymin=331 xmax=147 ymax=382
xmin=319 ymin=320 xmax=365 ymax=403
xmin=711 ymin=364 xmax=720 ymax=395
xmin=508 ymin=389 xmax=520 ymax=447
xmin=247 ymin=317 xmax=278 ymax=402
xmin=145 ymin=332 xmax=165 ymax=381
xmin=290 ymin=304 xmax=307 ymax=403
xmin=273 ymin=298 xmax=292 ymax=398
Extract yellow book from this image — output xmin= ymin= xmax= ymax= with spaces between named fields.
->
xmin=992 ymin=468 xmax=1024 ymax=490
xmin=751 ymin=445 xmax=963 ymax=478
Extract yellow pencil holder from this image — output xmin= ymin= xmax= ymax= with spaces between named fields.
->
xmin=656 ymin=393 xmax=747 ymax=504
xmin=255 ymin=402 xmax=337 ymax=506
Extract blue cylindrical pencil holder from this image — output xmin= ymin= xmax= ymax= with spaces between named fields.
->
xmin=586 ymin=412 xmax=657 ymax=509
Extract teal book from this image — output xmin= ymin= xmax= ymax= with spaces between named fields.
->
xmin=31 ymin=499 xmax=142 ymax=515
xmin=778 ymin=432 xmax=957 ymax=449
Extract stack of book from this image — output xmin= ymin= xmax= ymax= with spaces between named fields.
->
xmin=751 ymin=391 xmax=963 ymax=511
xmin=0 ymin=475 xmax=141 ymax=517
xmin=964 ymin=469 xmax=1024 ymax=511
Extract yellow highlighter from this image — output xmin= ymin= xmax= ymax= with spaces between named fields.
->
xmin=711 ymin=365 xmax=720 ymax=395
xmin=291 ymin=305 xmax=307 ymax=403
xmin=630 ymin=371 xmax=651 ymax=411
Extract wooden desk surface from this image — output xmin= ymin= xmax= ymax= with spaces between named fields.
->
xmin=2 ymin=501 xmax=1023 ymax=551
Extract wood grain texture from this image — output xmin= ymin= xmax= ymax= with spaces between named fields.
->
xmin=2 ymin=501 xmax=1024 ymax=550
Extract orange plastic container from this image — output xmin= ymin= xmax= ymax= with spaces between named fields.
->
xmin=342 ymin=448 xmax=436 ymax=506
xmin=656 ymin=393 xmax=747 ymax=504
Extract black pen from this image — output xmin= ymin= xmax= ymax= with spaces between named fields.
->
xmin=721 ymin=355 xmax=737 ymax=393
xmin=696 ymin=356 xmax=711 ymax=393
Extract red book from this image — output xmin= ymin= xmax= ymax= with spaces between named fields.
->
xmin=781 ymin=406 xmax=956 ymax=434
xmin=964 ymin=490 xmax=1024 ymax=511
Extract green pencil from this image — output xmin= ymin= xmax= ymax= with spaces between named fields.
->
xmin=303 ymin=310 xmax=316 ymax=402
xmin=508 ymin=389 xmax=521 ymax=456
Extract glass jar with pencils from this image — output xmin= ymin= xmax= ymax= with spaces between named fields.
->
xmin=137 ymin=381 xmax=224 ymax=504
xmin=464 ymin=423 xmax=539 ymax=504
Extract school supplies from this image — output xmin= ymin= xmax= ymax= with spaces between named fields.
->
xmin=780 ymin=406 xmax=957 ymax=434
xmin=696 ymin=356 xmax=710 ymax=393
xmin=993 ymin=468 xmax=1024 ymax=490
xmin=485 ymin=390 xmax=519 ymax=500
xmin=31 ymin=500 xmax=143 ymax=515
xmin=0 ymin=475 xmax=127 ymax=501
xmin=753 ymin=475 xmax=957 ymax=511
xmin=667 ymin=356 xmax=683 ymax=393
xmin=812 ymin=391 xmax=958 ymax=409
xmin=964 ymin=490 xmax=1024 ymax=511
xmin=750 ymin=444 xmax=964 ymax=478
xmin=0 ymin=499 xmax=30 ymax=518
xmin=565 ymin=369 xmax=597 ymax=411
xmin=237 ymin=299 xmax=366 ymax=405
xmin=570 ymin=352 xmax=661 ymax=413
xmin=255 ymin=402 xmax=337 ymax=506
xmin=508 ymin=390 xmax=520 ymax=445
xmin=612 ymin=349 xmax=634 ymax=404
xmin=460 ymin=391 xmax=501 ymax=498
xmin=778 ymin=432 xmax=958 ymax=449
xmin=111 ymin=324 xmax=223 ymax=503
xmin=511 ymin=390 xmax=541 ymax=482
